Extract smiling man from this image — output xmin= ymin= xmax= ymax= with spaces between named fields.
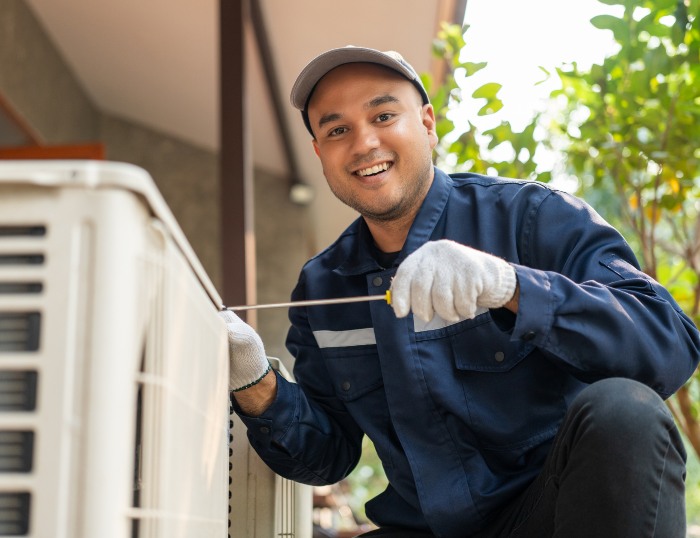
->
xmin=220 ymin=46 xmax=700 ymax=537
xmin=307 ymin=61 xmax=436 ymax=253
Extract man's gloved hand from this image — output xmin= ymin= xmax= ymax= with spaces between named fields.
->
xmin=219 ymin=310 xmax=271 ymax=392
xmin=390 ymin=239 xmax=517 ymax=322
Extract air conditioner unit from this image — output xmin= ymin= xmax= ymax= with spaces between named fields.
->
xmin=0 ymin=160 xmax=312 ymax=538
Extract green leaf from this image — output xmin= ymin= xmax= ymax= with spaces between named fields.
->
xmin=463 ymin=61 xmax=488 ymax=77
xmin=472 ymin=82 xmax=502 ymax=100
xmin=535 ymin=171 xmax=553 ymax=183
xmin=590 ymin=14 xmax=623 ymax=30
xmin=477 ymin=100 xmax=504 ymax=116
xmin=590 ymin=14 xmax=631 ymax=44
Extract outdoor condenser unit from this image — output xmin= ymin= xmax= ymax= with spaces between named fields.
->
xmin=0 ymin=160 xmax=311 ymax=538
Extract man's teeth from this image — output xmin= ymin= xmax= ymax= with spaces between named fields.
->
xmin=357 ymin=162 xmax=389 ymax=177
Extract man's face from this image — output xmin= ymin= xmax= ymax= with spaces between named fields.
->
xmin=307 ymin=63 xmax=438 ymax=224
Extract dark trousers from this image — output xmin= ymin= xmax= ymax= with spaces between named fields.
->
xmin=357 ymin=378 xmax=687 ymax=538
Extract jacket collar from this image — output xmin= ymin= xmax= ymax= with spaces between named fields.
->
xmin=334 ymin=167 xmax=452 ymax=276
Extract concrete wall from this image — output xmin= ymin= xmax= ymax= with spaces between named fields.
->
xmin=254 ymin=167 xmax=314 ymax=369
xmin=0 ymin=0 xmax=100 ymax=143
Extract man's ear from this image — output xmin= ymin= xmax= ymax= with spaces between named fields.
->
xmin=422 ymin=104 xmax=438 ymax=149
xmin=312 ymin=138 xmax=321 ymax=158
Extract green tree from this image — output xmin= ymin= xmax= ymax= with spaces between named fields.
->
xmin=428 ymin=0 xmax=700 ymax=457
xmin=424 ymin=23 xmax=551 ymax=184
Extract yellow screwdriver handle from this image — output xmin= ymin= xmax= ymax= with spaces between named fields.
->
xmin=385 ymin=289 xmax=392 ymax=305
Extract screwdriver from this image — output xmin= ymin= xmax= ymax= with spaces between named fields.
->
xmin=225 ymin=290 xmax=392 ymax=311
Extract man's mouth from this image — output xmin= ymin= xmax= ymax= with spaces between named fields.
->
xmin=356 ymin=162 xmax=391 ymax=177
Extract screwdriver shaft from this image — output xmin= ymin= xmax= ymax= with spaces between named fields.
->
xmin=226 ymin=290 xmax=391 ymax=311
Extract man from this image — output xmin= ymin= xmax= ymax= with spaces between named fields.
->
xmin=221 ymin=46 xmax=700 ymax=537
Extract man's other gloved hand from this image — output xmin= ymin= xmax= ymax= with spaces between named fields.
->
xmin=219 ymin=310 xmax=271 ymax=392
xmin=390 ymin=240 xmax=517 ymax=322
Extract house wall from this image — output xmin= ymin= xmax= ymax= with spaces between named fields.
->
xmin=0 ymin=0 xmax=99 ymax=142
xmin=0 ymin=0 xmax=311 ymax=367
xmin=253 ymin=167 xmax=315 ymax=368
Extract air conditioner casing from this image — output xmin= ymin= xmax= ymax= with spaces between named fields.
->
xmin=0 ymin=160 xmax=229 ymax=538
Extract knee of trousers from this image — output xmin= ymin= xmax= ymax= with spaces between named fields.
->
xmin=567 ymin=377 xmax=680 ymax=450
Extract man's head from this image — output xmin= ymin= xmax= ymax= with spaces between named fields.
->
xmin=289 ymin=46 xmax=438 ymax=236
xmin=290 ymin=46 xmax=430 ymax=137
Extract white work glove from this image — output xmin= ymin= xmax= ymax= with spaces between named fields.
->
xmin=218 ymin=310 xmax=271 ymax=391
xmin=390 ymin=240 xmax=517 ymax=322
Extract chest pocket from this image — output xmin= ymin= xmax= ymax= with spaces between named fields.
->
xmin=321 ymin=345 xmax=400 ymax=472
xmin=447 ymin=316 xmax=563 ymax=451
xmin=322 ymin=345 xmax=383 ymax=402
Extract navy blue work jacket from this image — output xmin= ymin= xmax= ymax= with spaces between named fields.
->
xmin=235 ymin=169 xmax=700 ymax=537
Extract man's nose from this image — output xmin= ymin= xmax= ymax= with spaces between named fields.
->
xmin=350 ymin=124 xmax=380 ymax=155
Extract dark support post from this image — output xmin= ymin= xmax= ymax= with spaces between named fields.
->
xmin=219 ymin=0 xmax=256 ymax=317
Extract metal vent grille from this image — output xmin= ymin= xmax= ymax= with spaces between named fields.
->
xmin=0 ymin=284 xmax=42 ymax=295
xmin=0 ymin=224 xmax=44 ymax=536
xmin=0 ymin=226 xmax=45 ymax=238
xmin=0 ymin=492 xmax=30 ymax=535
xmin=0 ymin=432 xmax=33 ymax=473
xmin=275 ymin=477 xmax=297 ymax=537
xmin=0 ymin=254 xmax=44 ymax=266
xmin=0 ymin=371 xmax=37 ymax=412
xmin=0 ymin=313 xmax=41 ymax=352
xmin=0 ymin=223 xmax=46 ymax=266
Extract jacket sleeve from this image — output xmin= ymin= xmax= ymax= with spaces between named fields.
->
xmin=231 ymin=273 xmax=364 ymax=485
xmin=501 ymin=189 xmax=700 ymax=399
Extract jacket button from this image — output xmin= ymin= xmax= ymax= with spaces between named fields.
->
xmin=341 ymin=381 xmax=351 ymax=391
xmin=372 ymin=276 xmax=383 ymax=287
xmin=494 ymin=351 xmax=505 ymax=362
xmin=259 ymin=426 xmax=270 ymax=434
xmin=523 ymin=331 xmax=536 ymax=342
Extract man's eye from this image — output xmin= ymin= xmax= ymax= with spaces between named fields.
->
xmin=376 ymin=113 xmax=393 ymax=123
xmin=329 ymin=126 xmax=347 ymax=137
